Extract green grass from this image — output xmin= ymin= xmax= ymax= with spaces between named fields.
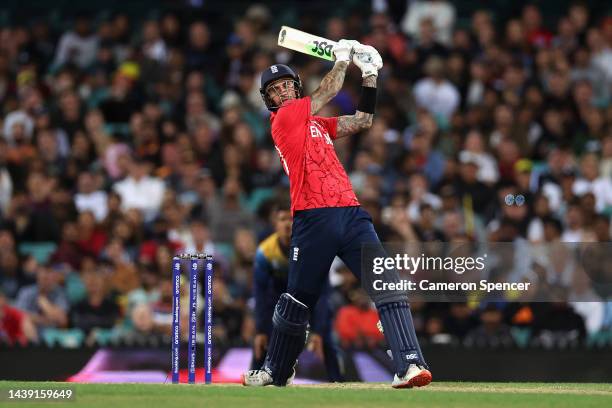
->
xmin=1 ymin=382 xmax=611 ymax=408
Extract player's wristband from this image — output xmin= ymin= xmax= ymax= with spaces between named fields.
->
xmin=357 ymin=86 xmax=377 ymax=114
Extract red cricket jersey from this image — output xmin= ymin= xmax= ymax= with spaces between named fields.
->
xmin=270 ymin=96 xmax=359 ymax=214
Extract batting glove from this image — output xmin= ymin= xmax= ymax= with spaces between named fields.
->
xmin=332 ymin=39 xmax=354 ymax=63
xmin=353 ymin=44 xmax=383 ymax=78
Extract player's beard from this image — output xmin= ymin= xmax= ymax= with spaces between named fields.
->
xmin=267 ymin=80 xmax=299 ymax=108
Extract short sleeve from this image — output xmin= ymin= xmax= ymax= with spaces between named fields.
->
xmin=315 ymin=116 xmax=338 ymax=140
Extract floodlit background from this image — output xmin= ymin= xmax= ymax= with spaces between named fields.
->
xmin=0 ymin=0 xmax=611 ymax=383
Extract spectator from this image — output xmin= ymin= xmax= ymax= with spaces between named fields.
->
xmin=413 ymin=203 xmax=445 ymax=242
xmin=0 ymin=289 xmax=38 ymax=345
xmin=587 ymin=26 xmax=612 ymax=85
xmin=454 ymin=154 xmax=495 ymax=217
xmin=522 ymin=4 xmax=553 ymax=48
xmin=52 ymin=12 xmax=99 ymax=69
xmin=413 ymin=56 xmax=460 ymax=122
xmin=99 ymin=66 xmax=142 ymax=124
xmin=160 ymin=13 xmax=182 ymax=48
xmin=141 ymin=20 xmax=167 ymax=63
xmin=414 ymin=18 xmax=449 ymax=65
xmin=444 ymin=303 xmax=479 ymax=340
xmin=361 ymin=13 xmax=408 ymax=67
xmin=573 ymin=153 xmax=612 ymax=213
xmin=185 ymin=21 xmax=212 ymax=71
xmin=406 ymin=173 xmax=441 ymax=221
xmin=76 ymin=211 xmax=107 ymax=257
xmin=74 ymin=172 xmax=108 ymax=222
xmin=334 ymin=288 xmax=385 ymax=348
xmin=404 ymin=120 xmax=446 ymax=187
xmin=207 ymin=177 xmax=254 ymax=244
xmin=113 ymin=157 xmax=165 ymax=222
xmin=401 ymin=0 xmax=456 ymax=45
xmin=50 ymin=222 xmax=82 ymax=270
xmin=465 ymin=305 xmax=513 ymax=347
xmin=56 ymin=91 xmax=84 ymax=140
xmin=184 ymin=90 xmax=221 ymax=133
xmin=459 ymin=129 xmax=499 ymax=185
xmin=562 ymin=201 xmax=590 ymax=242
xmin=18 ymin=172 xmax=61 ymax=242
xmin=15 ymin=265 xmax=69 ymax=331
xmin=3 ymin=110 xmax=34 ymax=148
xmin=183 ymin=219 xmax=215 ymax=256
xmin=533 ymin=301 xmax=587 ymax=344
xmin=70 ymin=270 xmax=120 ymax=335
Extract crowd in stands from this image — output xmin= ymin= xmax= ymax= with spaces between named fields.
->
xmin=1 ymin=1 xmax=611 ymax=350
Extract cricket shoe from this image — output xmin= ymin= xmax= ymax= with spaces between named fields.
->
xmin=391 ymin=364 xmax=432 ymax=389
xmin=241 ymin=368 xmax=296 ymax=386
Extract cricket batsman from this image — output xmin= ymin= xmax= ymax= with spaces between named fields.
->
xmin=243 ymin=39 xmax=432 ymax=388
xmin=251 ymin=199 xmax=343 ymax=382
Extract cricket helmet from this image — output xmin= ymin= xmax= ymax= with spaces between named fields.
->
xmin=260 ymin=64 xmax=303 ymax=111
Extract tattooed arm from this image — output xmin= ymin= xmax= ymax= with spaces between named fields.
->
xmin=336 ymin=75 xmax=376 ymax=139
xmin=310 ymin=61 xmax=349 ymax=115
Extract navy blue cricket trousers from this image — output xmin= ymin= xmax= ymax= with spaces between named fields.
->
xmin=287 ymin=206 xmax=380 ymax=309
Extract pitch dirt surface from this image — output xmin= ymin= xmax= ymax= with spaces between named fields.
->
xmin=1 ymin=381 xmax=611 ymax=408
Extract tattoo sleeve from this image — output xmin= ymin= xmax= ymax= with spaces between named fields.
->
xmin=335 ymin=76 xmax=377 ymax=139
xmin=310 ymin=61 xmax=349 ymax=114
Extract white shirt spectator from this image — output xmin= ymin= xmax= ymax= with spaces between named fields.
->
xmin=459 ymin=150 xmax=499 ymax=184
xmin=53 ymin=31 xmax=98 ymax=69
xmin=413 ymin=78 xmax=460 ymax=121
xmin=114 ymin=175 xmax=165 ymax=222
xmin=75 ymin=191 xmax=108 ymax=222
xmin=401 ymin=1 xmax=456 ymax=45
xmin=573 ymin=177 xmax=612 ymax=213
xmin=74 ymin=172 xmax=108 ymax=222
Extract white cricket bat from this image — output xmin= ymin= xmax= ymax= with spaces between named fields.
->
xmin=278 ymin=25 xmax=338 ymax=61
xmin=278 ymin=26 xmax=377 ymax=65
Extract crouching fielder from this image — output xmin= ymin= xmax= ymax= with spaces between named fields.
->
xmin=243 ymin=40 xmax=431 ymax=388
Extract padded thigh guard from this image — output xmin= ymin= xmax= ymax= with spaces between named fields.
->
xmin=263 ymin=293 xmax=310 ymax=385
